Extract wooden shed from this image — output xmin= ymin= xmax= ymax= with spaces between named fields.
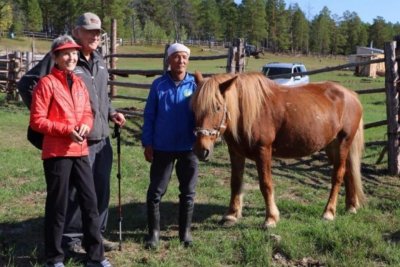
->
xmin=348 ymin=46 xmax=385 ymax=78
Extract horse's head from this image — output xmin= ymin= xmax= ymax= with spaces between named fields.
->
xmin=191 ymin=71 xmax=237 ymax=161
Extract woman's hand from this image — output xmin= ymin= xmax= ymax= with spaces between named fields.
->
xmin=77 ymin=124 xmax=90 ymax=137
xmin=70 ymin=124 xmax=90 ymax=144
xmin=70 ymin=129 xmax=84 ymax=144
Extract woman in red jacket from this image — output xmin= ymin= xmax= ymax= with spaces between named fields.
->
xmin=30 ymin=35 xmax=111 ymax=267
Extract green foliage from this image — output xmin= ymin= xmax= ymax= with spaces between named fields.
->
xmin=217 ymin=0 xmax=239 ymax=42
xmin=0 ymin=2 xmax=12 ymax=33
xmin=310 ymin=6 xmax=335 ymax=54
xmin=142 ymin=20 xmax=169 ymax=42
xmin=197 ymin=0 xmax=223 ymax=40
xmin=339 ymin=11 xmax=368 ymax=54
xmin=369 ymin=16 xmax=394 ymax=49
xmin=241 ymin=0 xmax=267 ymax=45
xmin=288 ymin=3 xmax=309 ymax=53
xmin=24 ymin=0 xmax=42 ymax=31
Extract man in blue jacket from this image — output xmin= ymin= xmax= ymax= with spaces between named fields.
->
xmin=141 ymin=43 xmax=198 ymax=249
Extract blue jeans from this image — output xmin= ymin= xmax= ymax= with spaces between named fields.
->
xmin=62 ymin=137 xmax=113 ymax=246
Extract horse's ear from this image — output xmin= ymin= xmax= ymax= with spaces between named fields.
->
xmin=219 ymin=76 xmax=238 ymax=94
xmin=194 ymin=71 xmax=203 ymax=85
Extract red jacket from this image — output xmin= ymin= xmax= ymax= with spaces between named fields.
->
xmin=30 ymin=67 xmax=93 ymax=159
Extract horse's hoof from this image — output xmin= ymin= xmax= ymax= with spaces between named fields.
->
xmin=219 ymin=215 xmax=237 ymax=227
xmin=322 ymin=212 xmax=335 ymax=221
xmin=262 ymin=219 xmax=277 ymax=229
xmin=347 ymin=206 xmax=357 ymax=214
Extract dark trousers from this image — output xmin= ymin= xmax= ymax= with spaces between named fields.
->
xmin=147 ymin=150 xmax=198 ymax=207
xmin=43 ymin=156 xmax=104 ymax=264
xmin=63 ymin=137 xmax=113 ymax=245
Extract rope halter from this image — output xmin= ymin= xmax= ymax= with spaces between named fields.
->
xmin=194 ymin=104 xmax=228 ymax=138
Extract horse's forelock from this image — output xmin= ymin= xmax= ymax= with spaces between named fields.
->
xmin=192 ymin=76 xmax=225 ymax=121
xmin=192 ymin=72 xmax=272 ymax=143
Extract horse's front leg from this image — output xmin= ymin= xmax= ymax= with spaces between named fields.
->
xmin=256 ymin=146 xmax=279 ymax=228
xmin=220 ymin=148 xmax=245 ymax=227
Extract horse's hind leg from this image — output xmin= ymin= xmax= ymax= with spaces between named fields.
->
xmin=344 ymin=164 xmax=358 ymax=213
xmin=344 ymin=124 xmax=366 ymax=213
xmin=325 ymin=127 xmax=365 ymax=218
xmin=324 ymin=141 xmax=349 ymax=220
xmin=220 ymin=148 xmax=245 ymax=227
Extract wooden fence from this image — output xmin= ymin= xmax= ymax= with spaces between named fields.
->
xmin=0 ymin=51 xmax=44 ymax=101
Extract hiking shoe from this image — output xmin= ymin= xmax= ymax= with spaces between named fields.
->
xmin=63 ymin=242 xmax=86 ymax=261
xmin=68 ymin=242 xmax=86 ymax=254
xmin=102 ymin=238 xmax=119 ymax=252
xmin=44 ymin=262 xmax=65 ymax=267
xmin=86 ymin=259 xmax=112 ymax=267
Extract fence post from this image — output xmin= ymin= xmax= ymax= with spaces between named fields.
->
xmin=110 ymin=19 xmax=117 ymax=98
xmin=384 ymin=40 xmax=400 ymax=175
xmin=26 ymin=52 xmax=33 ymax=70
xmin=163 ymin=44 xmax=169 ymax=74
xmin=226 ymin=38 xmax=245 ymax=74
xmin=235 ymin=38 xmax=245 ymax=73
xmin=226 ymin=46 xmax=236 ymax=73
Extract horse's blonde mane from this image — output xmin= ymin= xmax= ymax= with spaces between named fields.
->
xmin=192 ymin=72 xmax=274 ymax=143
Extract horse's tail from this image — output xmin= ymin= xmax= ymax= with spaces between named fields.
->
xmin=348 ymin=117 xmax=366 ymax=206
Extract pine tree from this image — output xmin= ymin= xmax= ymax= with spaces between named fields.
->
xmin=265 ymin=0 xmax=290 ymax=52
xmin=197 ymin=0 xmax=223 ymax=41
xmin=310 ymin=6 xmax=335 ymax=54
xmin=369 ymin=16 xmax=392 ymax=49
xmin=216 ymin=0 xmax=239 ymax=42
xmin=340 ymin=11 xmax=367 ymax=54
xmin=25 ymin=0 xmax=42 ymax=32
xmin=240 ymin=0 xmax=266 ymax=46
xmin=288 ymin=3 xmax=309 ymax=54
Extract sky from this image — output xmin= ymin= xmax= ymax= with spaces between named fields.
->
xmin=234 ymin=0 xmax=400 ymax=24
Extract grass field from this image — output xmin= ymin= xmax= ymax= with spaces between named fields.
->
xmin=1 ymin=40 xmax=399 ymax=267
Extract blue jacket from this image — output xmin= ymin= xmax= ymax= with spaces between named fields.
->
xmin=142 ymin=72 xmax=196 ymax=151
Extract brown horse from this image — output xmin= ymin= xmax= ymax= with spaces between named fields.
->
xmin=191 ymin=71 xmax=365 ymax=228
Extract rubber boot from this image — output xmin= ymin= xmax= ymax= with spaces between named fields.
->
xmin=179 ymin=202 xmax=194 ymax=247
xmin=145 ymin=202 xmax=160 ymax=249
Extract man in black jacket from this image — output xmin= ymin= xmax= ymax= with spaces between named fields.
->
xmin=18 ymin=12 xmax=125 ymax=255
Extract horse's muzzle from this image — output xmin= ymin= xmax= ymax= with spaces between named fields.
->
xmin=194 ymin=143 xmax=215 ymax=161
xmin=195 ymin=148 xmax=210 ymax=161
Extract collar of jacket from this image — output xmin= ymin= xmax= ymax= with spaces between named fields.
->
xmin=166 ymin=71 xmax=194 ymax=85
xmin=51 ymin=66 xmax=78 ymax=84
xmin=78 ymin=50 xmax=100 ymax=66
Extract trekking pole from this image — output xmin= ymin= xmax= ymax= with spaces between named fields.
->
xmin=112 ymin=123 xmax=123 ymax=251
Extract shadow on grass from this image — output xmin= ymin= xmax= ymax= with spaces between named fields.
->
xmin=0 ymin=201 xmax=227 ymax=266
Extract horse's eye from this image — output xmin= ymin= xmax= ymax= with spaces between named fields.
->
xmin=216 ymin=106 xmax=221 ymax=112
